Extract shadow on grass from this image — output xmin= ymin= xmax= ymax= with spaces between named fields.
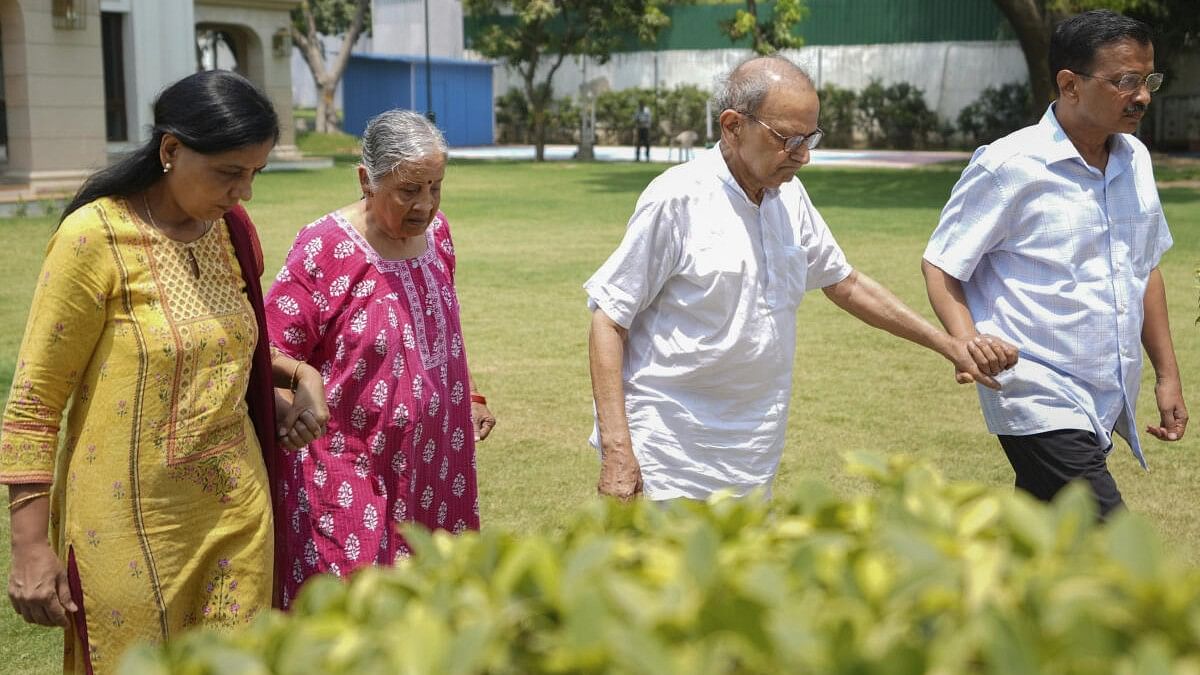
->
xmin=1161 ymin=187 xmax=1200 ymax=205
xmin=578 ymin=164 xmax=670 ymax=195
xmin=572 ymin=164 xmax=964 ymax=210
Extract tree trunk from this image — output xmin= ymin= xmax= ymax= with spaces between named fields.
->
xmin=532 ymin=107 xmax=547 ymax=161
xmin=316 ymin=85 xmax=338 ymax=133
xmin=992 ymin=0 xmax=1054 ymax=120
xmin=291 ymin=0 xmax=369 ymax=135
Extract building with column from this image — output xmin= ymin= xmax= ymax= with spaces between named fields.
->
xmin=0 ymin=0 xmax=302 ymax=198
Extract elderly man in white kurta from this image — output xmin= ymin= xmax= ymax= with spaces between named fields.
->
xmin=585 ymin=55 xmax=1018 ymax=502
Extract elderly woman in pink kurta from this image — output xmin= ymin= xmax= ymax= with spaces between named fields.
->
xmin=264 ymin=110 xmax=495 ymax=607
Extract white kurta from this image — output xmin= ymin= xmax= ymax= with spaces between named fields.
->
xmin=585 ymin=145 xmax=852 ymax=500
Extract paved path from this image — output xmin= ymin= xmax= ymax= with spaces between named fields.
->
xmin=449 ymin=144 xmax=971 ymax=169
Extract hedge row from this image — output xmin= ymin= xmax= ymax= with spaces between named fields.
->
xmin=121 ymin=453 xmax=1200 ymax=674
xmin=497 ymin=81 xmax=1033 ymax=150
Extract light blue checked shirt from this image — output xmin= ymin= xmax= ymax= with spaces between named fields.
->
xmin=924 ymin=104 xmax=1172 ymax=469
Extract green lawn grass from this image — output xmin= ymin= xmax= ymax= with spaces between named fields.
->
xmin=1 ymin=159 xmax=1197 ymax=672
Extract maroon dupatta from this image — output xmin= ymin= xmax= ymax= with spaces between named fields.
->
xmin=224 ymin=204 xmax=286 ymax=608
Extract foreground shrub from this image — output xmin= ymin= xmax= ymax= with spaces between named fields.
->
xmin=958 ymin=82 xmax=1034 ymax=147
xmin=121 ymin=454 xmax=1200 ymax=674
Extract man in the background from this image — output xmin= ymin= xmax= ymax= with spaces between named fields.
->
xmin=634 ymin=103 xmax=652 ymax=161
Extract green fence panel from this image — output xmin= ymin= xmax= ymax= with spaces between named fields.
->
xmin=465 ymin=0 xmax=1015 ymax=53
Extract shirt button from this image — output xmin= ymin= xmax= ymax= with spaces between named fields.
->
xmin=1117 ymin=303 xmax=1127 ymax=313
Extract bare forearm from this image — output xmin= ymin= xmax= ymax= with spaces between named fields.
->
xmin=824 ymin=269 xmax=950 ymax=355
xmin=8 ymin=484 xmax=52 ymax=548
xmin=270 ymin=350 xmax=318 ymax=391
xmin=588 ymin=311 xmax=632 ymax=455
xmin=1142 ymin=268 xmax=1181 ymax=383
xmin=922 ymin=260 xmax=978 ymax=338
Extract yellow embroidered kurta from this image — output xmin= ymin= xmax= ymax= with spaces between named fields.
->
xmin=0 ymin=197 xmax=272 ymax=673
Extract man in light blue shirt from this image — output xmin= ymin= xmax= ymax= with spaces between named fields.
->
xmin=923 ymin=10 xmax=1188 ymax=517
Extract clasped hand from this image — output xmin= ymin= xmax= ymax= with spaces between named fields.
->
xmin=274 ymin=373 xmax=331 ymax=451
xmin=947 ymin=333 xmax=1019 ymax=390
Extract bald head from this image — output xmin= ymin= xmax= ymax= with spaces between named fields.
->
xmin=713 ymin=55 xmax=814 ymax=115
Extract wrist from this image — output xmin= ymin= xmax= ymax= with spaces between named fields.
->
xmin=469 ymin=392 xmax=487 ymax=405
xmin=1155 ymin=372 xmax=1181 ymax=386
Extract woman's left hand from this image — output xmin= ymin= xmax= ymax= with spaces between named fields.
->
xmin=471 ymin=401 xmax=496 ymax=442
xmin=275 ymin=364 xmax=330 ymax=450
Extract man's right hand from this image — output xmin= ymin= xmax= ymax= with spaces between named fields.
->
xmin=8 ymin=539 xmax=75 ymax=628
xmin=597 ymin=448 xmax=642 ymax=501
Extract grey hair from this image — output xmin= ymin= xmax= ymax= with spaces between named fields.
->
xmin=360 ymin=109 xmax=448 ymax=187
xmin=712 ymin=55 xmax=814 ymax=115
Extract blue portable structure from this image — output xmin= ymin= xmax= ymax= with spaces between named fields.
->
xmin=343 ymin=53 xmax=495 ymax=146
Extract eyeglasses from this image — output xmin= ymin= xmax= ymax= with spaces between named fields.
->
xmin=740 ymin=111 xmax=823 ymax=152
xmin=1074 ymin=71 xmax=1164 ymax=93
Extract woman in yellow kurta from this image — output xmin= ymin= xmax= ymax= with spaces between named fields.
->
xmin=1 ymin=71 xmax=328 ymax=674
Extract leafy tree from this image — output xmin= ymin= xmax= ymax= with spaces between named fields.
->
xmin=464 ymin=0 xmax=670 ymax=161
xmin=719 ymin=0 xmax=808 ymax=55
xmin=290 ymin=0 xmax=371 ymax=133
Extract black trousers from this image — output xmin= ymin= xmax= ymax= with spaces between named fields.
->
xmin=998 ymin=429 xmax=1124 ymax=518
xmin=636 ymin=128 xmax=651 ymax=159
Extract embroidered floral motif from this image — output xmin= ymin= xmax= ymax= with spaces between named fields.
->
xmin=352 ymin=279 xmax=376 ymax=297
xmin=318 ymin=512 xmax=335 ymax=537
xmin=197 ymin=558 xmax=247 ymax=627
xmin=369 ymin=431 xmax=385 ymax=455
xmin=363 ymin=504 xmax=380 ymax=532
xmin=329 ymin=431 xmax=346 ymax=456
xmin=275 ymin=295 xmax=300 ymax=316
xmin=337 ymin=480 xmax=354 ymax=509
xmin=350 ymin=308 xmax=368 ymax=334
xmin=391 ymin=449 xmax=407 ymax=476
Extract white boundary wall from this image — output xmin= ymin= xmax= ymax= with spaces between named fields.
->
xmin=476 ymin=41 xmax=1028 ymax=123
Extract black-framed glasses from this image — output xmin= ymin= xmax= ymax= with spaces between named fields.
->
xmin=740 ymin=111 xmax=823 ymax=152
xmin=1075 ymin=71 xmax=1164 ymax=93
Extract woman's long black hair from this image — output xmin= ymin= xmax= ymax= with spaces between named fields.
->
xmin=60 ymin=69 xmax=280 ymax=223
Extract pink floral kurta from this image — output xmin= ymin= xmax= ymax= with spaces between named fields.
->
xmin=265 ymin=211 xmax=479 ymax=608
